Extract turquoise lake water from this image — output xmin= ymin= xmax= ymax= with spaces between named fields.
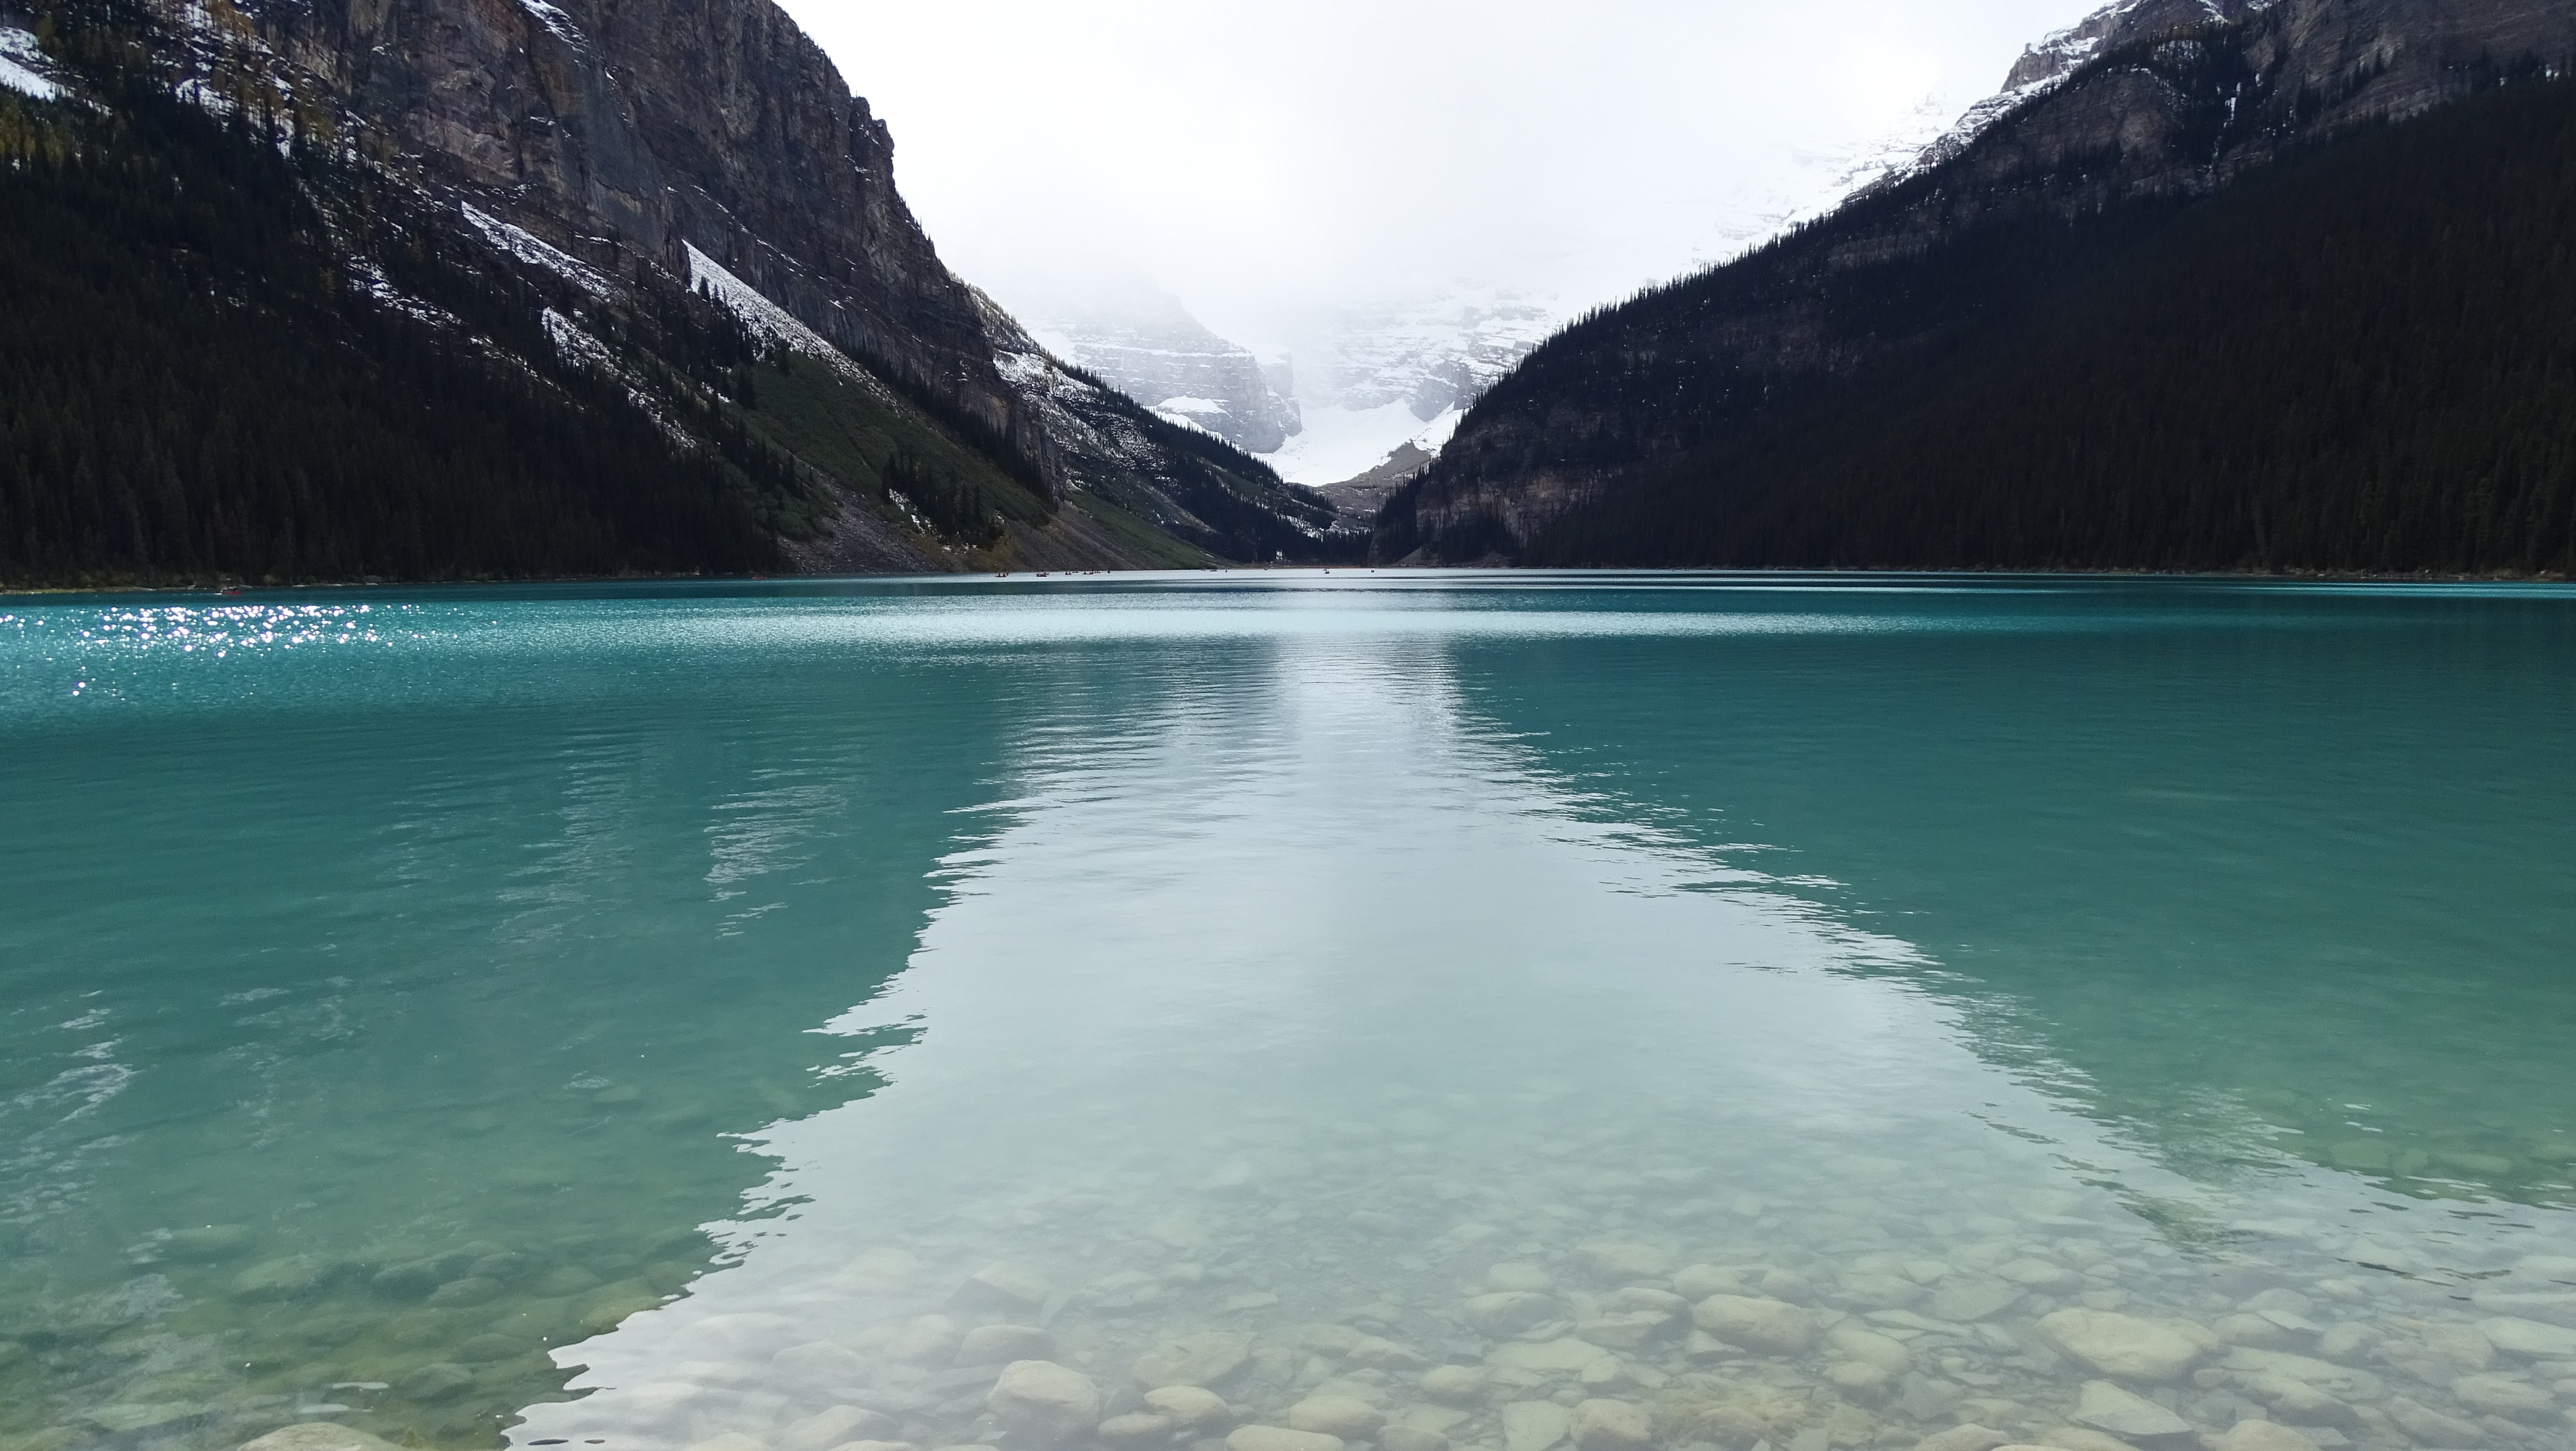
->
xmin=3 ymin=573 xmax=2574 ymax=1451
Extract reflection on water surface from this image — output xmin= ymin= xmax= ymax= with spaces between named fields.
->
xmin=2 ymin=574 xmax=2572 ymax=1451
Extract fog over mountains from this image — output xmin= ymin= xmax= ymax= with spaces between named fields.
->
xmin=796 ymin=0 xmax=2109 ymax=489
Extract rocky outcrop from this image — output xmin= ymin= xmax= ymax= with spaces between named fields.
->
xmin=236 ymin=0 xmax=1037 ymax=458
xmin=1380 ymin=0 xmax=2576 ymax=560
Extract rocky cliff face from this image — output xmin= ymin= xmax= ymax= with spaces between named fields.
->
xmin=86 ymin=0 xmax=1341 ymax=562
xmin=1383 ymin=0 xmax=2576 ymax=559
xmin=224 ymin=0 xmax=1038 ymax=460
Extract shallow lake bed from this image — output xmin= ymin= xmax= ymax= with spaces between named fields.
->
xmin=3 ymin=573 xmax=2572 ymax=1451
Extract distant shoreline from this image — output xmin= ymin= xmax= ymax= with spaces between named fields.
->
xmin=6 ymin=562 xmax=2573 ymax=600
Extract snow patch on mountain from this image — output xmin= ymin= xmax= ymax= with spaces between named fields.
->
xmin=1267 ymin=402 xmax=1464 ymax=487
xmin=465 ymin=204 xmax=613 ymax=298
xmin=0 ymin=26 xmax=59 ymax=101
xmin=1880 ymin=0 xmax=2279 ymax=189
xmin=515 ymin=0 xmax=586 ymax=47
xmin=684 ymin=243 xmax=880 ymax=392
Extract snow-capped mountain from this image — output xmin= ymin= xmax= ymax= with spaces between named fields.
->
xmin=1037 ymin=286 xmax=1559 ymax=491
xmin=1260 ymin=288 xmax=1559 ymax=486
xmin=1030 ymin=293 xmax=1303 ymax=455
xmin=1876 ymin=0 xmax=2287 ymax=191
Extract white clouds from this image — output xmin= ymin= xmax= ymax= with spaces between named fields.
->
xmin=783 ymin=0 xmax=2103 ymax=347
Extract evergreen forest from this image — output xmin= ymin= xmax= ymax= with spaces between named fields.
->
xmin=0 ymin=37 xmax=830 ymax=586
xmin=1378 ymin=73 xmax=2576 ymax=575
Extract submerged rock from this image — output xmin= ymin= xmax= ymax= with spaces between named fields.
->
xmin=1501 ymin=1400 xmax=1571 ymax=1451
xmin=1134 ymin=1330 xmax=1254 ymax=1388
xmin=1142 ymin=1385 xmax=1231 ymax=1427
xmin=2479 ymin=1315 xmax=2576 ymax=1358
xmin=780 ymin=1406 xmax=899 ymax=1451
xmin=1566 ymin=1399 xmax=1651 ymax=1451
xmin=1462 ymin=1292 xmax=1560 ymax=1336
xmin=2071 ymin=1380 xmax=2189 ymax=1440
xmin=959 ymin=1324 xmax=1054 ymax=1364
xmin=1287 ymin=1395 xmax=1384 ymax=1439
xmin=952 ymin=1263 xmax=1052 ymax=1314
xmin=1419 ymin=1365 xmax=1488 ymax=1404
xmin=235 ymin=1426 xmax=401 ymax=1451
xmin=1690 ymin=1294 xmax=1819 ymax=1354
xmin=1227 ymin=1427 xmax=1344 ymax=1451
xmin=987 ymin=1360 xmax=1100 ymax=1446
xmin=2038 ymin=1310 xmax=2205 ymax=1383
xmin=2207 ymin=1423 xmax=2322 ymax=1451
xmin=1905 ymin=1426 xmax=2005 ymax=1451
xmin=231 ymin=1256 xmax=335 ymax=1301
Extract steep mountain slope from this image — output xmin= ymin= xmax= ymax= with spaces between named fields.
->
xmin=1376 ymin=0 xmax=2576 ymax=572
xmin=0 ymin=0 xmax=1345 ymax=585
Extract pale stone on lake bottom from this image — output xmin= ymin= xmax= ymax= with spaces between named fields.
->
xmin=781 ymin=1406 xmax=899 ymax=1451
xmin=236 ymin=1426 xmax=402 ymax=1451
xmin=1488 ymin=1262 xmax=1552 ymax=1292
xmin=1287 ymin=1396 xmax=1385 ymax=1439
xmin=1099 ymin=1414 xmax=1177 ymax=1445
xmin=1380 ymin=1427 xmax=1450 ymax=1451
xmin=1828 ymin=1323 xmax=1913 ymax=1372
xmin=2416 ymin=1321 xmax=2495 ymax=1370
xmin=2072 ymin=1380 xmax=2188 ymax=1439
xmin=232 ymin=1255 xmax=332 ymax=1300
xmin=888 ymin=1314 xmax=962 ymax=1367
xmin=1346 ymin=1334 xmax=1428 ymax=1369
xmin=1421 ymin=1365 xmax=1489 ymax=1404
xmin=2208 ymin=1422 xmax=2322 ymax=1451
xmin=2039 ymin=1310 xmax=2205 ymax=1382
xmin=2028 ymin=1429 xmax=2137 ymax=1451
xmin=1463 ymin=1292 xmax=1560 ymax=1336
xmin=1574 ymin=1310 xmax=1674 ymax=1350
xmin=2385 ymin=1396 xmax=2484 ymax=1446
xmin=687 ymin=1437 xmax=769 ymax=1451
xmin=1134 ymin=1331 xmax=1255 ymax=1388
xmin=1567 ymin=1399 xmax=1651 ymax=1451
xmin=952 ymin=1262 xmax=1052 ymax=1313
xmin=1143 ymin=1385 xmax=1231 ymax=1428
xmin=2481 ymin=1316 xmax=2576 ymax=1357
xmin=1227 ymin=1428 xmax=1343 ymax=1451
xmin=1932 ymin=1280 xmax=2024 ymax=1323
xmin=988 ymin=1360 xmax=1100 ymax=1446
xmin=2451 ymin=1371 xmax=2554 ymax=1416
xmin=1907 ymin=1425 xmax=2006 ymax=1451
xmin=1502 ymin=1400 xmax=1572 ymax=1451
xmin=1691 ymin=1294 xmax=1819 ymax=1354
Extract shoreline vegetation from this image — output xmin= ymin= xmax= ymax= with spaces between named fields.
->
xmin=6 ymin=564 xmax=2573 ymax=600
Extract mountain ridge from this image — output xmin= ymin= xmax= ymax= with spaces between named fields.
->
xmin=0 ymin=0 xmax=1353 ymax=585
xmin=1374 ymin=0 xmax=2576 ymax=572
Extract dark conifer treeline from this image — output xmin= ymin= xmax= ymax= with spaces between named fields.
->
xmin=1382 ymin=74 xmax=2576 ymax=574
xmin=0 ymin=19 xmax=809 ymax=587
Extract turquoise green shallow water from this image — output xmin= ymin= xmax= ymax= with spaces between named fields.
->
xmin=2 ymin=573 xmax=2573 ymax=1451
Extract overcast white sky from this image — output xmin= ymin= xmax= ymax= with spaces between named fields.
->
xmin=780 ymin=1 xmax=2106 ymax=348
